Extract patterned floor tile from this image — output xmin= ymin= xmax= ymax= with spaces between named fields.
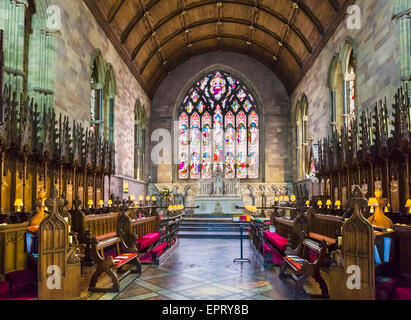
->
xmin=90 ymin=238 xmax=296 ymax=300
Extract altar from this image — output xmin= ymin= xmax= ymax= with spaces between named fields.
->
xmin=193 ymin=168 xmax=244 ymax=215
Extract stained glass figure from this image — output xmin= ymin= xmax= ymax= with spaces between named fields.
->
xmin=178 ymin=71 xmax=259 ymax=180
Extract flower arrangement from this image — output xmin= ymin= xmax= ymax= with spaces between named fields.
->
xmin=160 ymin=187 xmax=171 ymax=198
xmin=245 ymin=205 xmax=258 ymax=214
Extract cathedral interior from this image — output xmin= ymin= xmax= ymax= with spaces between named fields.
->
xmin=0 ymin=0 xmax=410 ymax=303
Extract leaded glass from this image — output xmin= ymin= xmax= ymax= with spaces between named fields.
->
xmin=178 ymin=71 xmax=259 ymax=180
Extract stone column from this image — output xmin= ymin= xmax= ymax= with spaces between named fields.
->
xmin=393 ymin=0 xmax=411 ymax=85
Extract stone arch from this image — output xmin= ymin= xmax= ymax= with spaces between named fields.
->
xmin=327 ymin=54 xmax=344 ymax=130
xmin=172 ymin=64 xmax=265 ymax=182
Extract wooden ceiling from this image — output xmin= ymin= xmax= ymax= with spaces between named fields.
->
xmin=84 ymin=0 xmax=354 ymax=97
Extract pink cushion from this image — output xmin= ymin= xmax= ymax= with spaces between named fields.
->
xmin=395 ymin=287 xmax=411 ymax=300
xmin=263 ymin=243 xmax=272 ymax=254
xmin=137 ymin=232 xmax=160 ymax=251
xmin=264 ymin=231 xmax=288 ymax=252
xmin=376 ymin=277 xmax=397 ymax=296
xmin=5 ymin=270 xmax=36 ymax=287
xmin=271 ymin=251 xmax=284 ymax=265
xmin=309 ymin=249 xmax=318 ymax=263
xmin=152 ymin=242 xmax=166 ymax=255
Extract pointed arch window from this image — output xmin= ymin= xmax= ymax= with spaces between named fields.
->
xmin=295 ymin=95 xmax=309 ymax=180
xmin=134 ymin=103 xmax=147 ymax=181
xmin=178 ymin=71 xmax=260 ymax=180
xmin=90 ymin=54 xmax=104 ymax=137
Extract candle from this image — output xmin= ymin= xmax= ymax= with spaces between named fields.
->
xmin=338 ymin=236 xmax=343 ymax=246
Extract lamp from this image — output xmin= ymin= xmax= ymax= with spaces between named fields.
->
xmin=152 ymin=196 xmax=156 ymax=202
xmin=146 ymin=196 xmax=151 ymax=202
xmin=368 ymin=197 xmax=378 ymax=213
xmin=14 ymin=199 xmax=23 ymax=212
xmin=284 ymin=196 xmax=290 ymax=202
xmin=335 ymin=200 xmax=341 ymax=210
xmin=134 ymin=201 xmax=139 ymax=208
xmin=129 ymin=195 xmax=135 ymax=201
xmin=88 ymin=200 xmax=94 ymax=209
xmin=279 ymin=196 xmax=284 ymax=202
xmin=317 ymin=200 xmax=323 ymax=209
xmin=306 ymin=200 xmax=310 ymax=208
xmin=98 ymin=200 xmax=104 ymax=208
xmin=406 ymin=199 xmax=411 ymax=214
xmin=274 ymin=196 xmax=279 ymax=203
xmin=108 ymin=200 xmax=113 ymax=207
xmin=139 ymin=195 xmax=144 ymax=202
xmin=384 ymin=203 xmax=390 ymax=213
xmin=326 ymin=200 xmax=332 ymax=209
xmin=290 ymin=195 xmax=296 ymax=203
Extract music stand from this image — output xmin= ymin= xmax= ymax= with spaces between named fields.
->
xmin=233 ymin=216 xmax=251 ymax=264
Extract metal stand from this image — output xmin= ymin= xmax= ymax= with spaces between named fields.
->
xmin=234 ymin=222 xmax=251 ymax=263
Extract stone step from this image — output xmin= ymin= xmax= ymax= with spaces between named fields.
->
xmin=180 ymin=221 xmax=242 ymax=227
xmin=178 ymin=231 xmax=249 ymax=239
xmin=179 ymin=226 xmax=242 ymax=232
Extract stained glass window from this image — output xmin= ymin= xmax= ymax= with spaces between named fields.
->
xmin=178 ymin=71 xmax=259 ymax=180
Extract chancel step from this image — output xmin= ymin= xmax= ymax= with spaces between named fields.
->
xmin=179 ymin=215 xmax=249 ymax=239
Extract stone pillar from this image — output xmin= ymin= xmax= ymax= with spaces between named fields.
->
xmin=393 ymin=0 xmax=411 ymax=84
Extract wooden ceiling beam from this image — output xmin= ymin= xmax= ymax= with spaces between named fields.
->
xmin=122 ymin=0 xmax=313 ymax=53
xmin=328 ymin=0 xmax=340 ymax=11
xmin=296 ymin=0 xmax=324 ymax=35
xmin=141 ymin=33 xmax=294 ymax=80
xmin=107 ymin=0 xmax=126 ymax=23
xmin=134 ymin=18 xmax=303 ymax=71
xmin=146 ymin=46 xmax=294 ymax=96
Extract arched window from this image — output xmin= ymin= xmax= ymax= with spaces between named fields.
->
xmin=340 ymin=40 xmax=357 ymax=128
xmin=295 ymin=95 xmax=309 ymax=180
xmin=178 ymin=71 xmax=260 ymax=180
xmin=328 ymin=55 xmax=344 ymax=131
xmin=134 ymin=102 xmax=147 ymax=181
xmin=90 ymin=50 xmax=105 ymax=137
xmin=104 ymin=64 xmax=116 ymax=143
xmin=0 ymin=0 xmax=57 ymax=107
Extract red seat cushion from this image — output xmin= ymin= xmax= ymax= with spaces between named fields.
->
xmin=137 ymin=232 xmax=160 ymax=251
xmin=376 ymin=277 xmax=398 ymax=296
xmin=5 ymin=270 xmax=36 ymax=287
xmin=264 ymin=231 xmax=288 ymax=252
xmin=96 ymin=232 xmax=117 ymax=242
xmin=271 ymin=251 xmax=284 ymax=265
xmin=112 ymin=253 xmax=138 ymax=267
xmin=152 ymin=242 xmax=166 ymax=255
xmin=309 ymin=232 xmax=336 ymax=246
xmin=263 ymin=243 xmax=272 ymax=254
xmin=284 ymin=256 xmax=302 ymax=271
xmin=395 ymin=287 xmax=411 ymax=300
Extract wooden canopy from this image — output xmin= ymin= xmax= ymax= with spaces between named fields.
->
xmin=85 ymin=0 xmax=354 ymax=97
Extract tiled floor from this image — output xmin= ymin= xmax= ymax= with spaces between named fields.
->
xmin=85 ymin=238 xmax=303 ymax=300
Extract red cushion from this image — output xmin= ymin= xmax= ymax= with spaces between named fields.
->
xmin=152 ymin=242 xmax=166 ymax=255
xmin=112 ymin=253 xmax=138 ymax=267
xmin=309 ymin=249 xmax=318 ymax=263
xmin=137 ymin=232 xmax=160 ymax=251
xmin=5 ymin=270 xmax=36 ymax=286
xmin=395 ymin=287 xmax=411 ymax=300
xmin=263 ymin=243 xmax=272 ymax=254
xmin=309 ymin=232 xmax=336 ymax=246
xmin=376 ymin=277 xmax=398 ymax=296
xmin=271 ymin=251 xmax=284 ymax=265
xmin=284 ymin=256 xmax=302 ymax=271
xmin=96 ymin=232 xmax=117 ymax=242
xmin=264 ymin=231 xmax=288 ymax=252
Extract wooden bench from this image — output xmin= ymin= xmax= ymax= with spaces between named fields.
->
xmin=88 ymin=232 xmax=141 ymax=292
xmin=279 ymin=231 xmax=329 ymax=299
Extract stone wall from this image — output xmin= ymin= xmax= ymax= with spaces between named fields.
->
xmin=51 ymin=0 xmax=150 ymax=195
xmin=149 ymin=51 xmax=292 ymax=184
xmin=289 ymin=0 xmax=402 ymax=181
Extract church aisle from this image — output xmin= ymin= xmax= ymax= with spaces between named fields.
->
xmin=87 ymin=239 xmax=296 ymax=300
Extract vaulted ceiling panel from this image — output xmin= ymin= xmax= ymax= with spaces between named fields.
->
xmin=84 ymin=0 xmax=355 ymax=97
